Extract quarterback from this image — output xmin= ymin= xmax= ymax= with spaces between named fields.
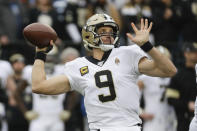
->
xmin=32 ymin=14 xmax=177 ymax=131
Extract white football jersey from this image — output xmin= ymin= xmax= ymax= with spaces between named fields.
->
xmin=0 ymin=60 xmax=13 ymax=88
xmin=138 ymin=75 xmax=177 ymax=131
xmin=0 ymin=60 xmax=13 ymax=127
xmin=33 ymin=67 xmax=66 ymax=115
xmin=22 ymin=65 xmax=33 ymax=85
xmin=22 ymin=65 xmax=33 ymax=94
xmin=64 ymin=45 xmax=147 ymax=129
xmin=33 ymin=93 xmax=65 ymax=115
xmin=22 ymin=65 xmax=66 ymax=116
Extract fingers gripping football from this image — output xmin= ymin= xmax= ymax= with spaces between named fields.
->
xmin=36 ymin=40 xmax=54 ymax=53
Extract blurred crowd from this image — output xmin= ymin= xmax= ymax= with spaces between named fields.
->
xmin=0 ymin=0 xmax=197 ymax=131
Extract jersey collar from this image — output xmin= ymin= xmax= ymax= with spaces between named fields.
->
xmin=85 ymin=50 xmax=112 ymax=66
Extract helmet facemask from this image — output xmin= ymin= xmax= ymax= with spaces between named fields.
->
xmin=82 ymin=14 xmax=120 ymax=52
xmin=96 ymin=23 xmax=119 ymax=51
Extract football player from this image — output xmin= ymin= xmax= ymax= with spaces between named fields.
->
xmin=16 ymin=64 xmax=68 ymax=131
xmin=0 ymin=59 xmax=13 ymax=131
xmin=189 ymin=64 xmax=197 ymax=131
xmin=32 ymin=14 xmax=177 ymax=131
xmin=13 ymin=51 xmax=71 ymax=131
xmin=138 ymin=46 xmax=177 ymax=131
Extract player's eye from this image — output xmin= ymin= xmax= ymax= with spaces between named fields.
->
xmin=99 ymin=31 xmax=113 ymax=35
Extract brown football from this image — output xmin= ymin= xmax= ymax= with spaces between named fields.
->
xmin=23 ymin=23 xmax=57 ymax=48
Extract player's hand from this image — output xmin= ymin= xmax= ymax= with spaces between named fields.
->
xmin=36 ymin=40 xmax=54 ymax=53
xmin=59 ymin=110 xmax=71 ymax=122
xmin=126 ymin=18 xmax=153 ymax=46
xmin=25 ymin=110 xmax=39 ymax=121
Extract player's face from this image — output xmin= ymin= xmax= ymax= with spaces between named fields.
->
xmin=12 ymin=61 xmax=25 ymax=74
xmin=97 ymin=26 xmax=114 ymax=45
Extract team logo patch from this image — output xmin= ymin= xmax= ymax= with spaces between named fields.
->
xmin=80 ymin=66 xmax=89 ymax=76
xmin=115 ymin=58 xmax=120 ymax=65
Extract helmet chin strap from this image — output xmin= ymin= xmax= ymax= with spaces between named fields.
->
xmin=99 ymin=44 xmax=114 ymax=51
xmin=99 ymin=37 xmax=119 ymax=51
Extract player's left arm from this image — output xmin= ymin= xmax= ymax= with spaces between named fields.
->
xmin=138 ymin=49 xmax=176 ymax=77
xmin=127 ymin=18 xmax=177 ymax=77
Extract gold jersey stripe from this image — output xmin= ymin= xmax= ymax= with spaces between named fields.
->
xmin=165 ymin=88 xmax=180 ymax=99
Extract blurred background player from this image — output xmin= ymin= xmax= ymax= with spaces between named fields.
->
xmin=5 ymin=53 xmax=31 ymax=131
xmin=54 ymin=47 xmax=80 ymax=75
xmin=0 ymin=57 xmax=13 ymax=131
xmin=167 ymin=42 xmax=197 ymax=131
xmin=13 ymin=48 xmax=66 ymax=131
xmin=189 ymin=63 xmax=197 ymax=131
xmin=138 ymin=45 xmax=177 ymax=131
xmin=13 ymin=46 xmax=81 ymax=131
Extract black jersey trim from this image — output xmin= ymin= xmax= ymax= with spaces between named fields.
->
xmin=85 ymin=50 xmax=112 ymax=66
